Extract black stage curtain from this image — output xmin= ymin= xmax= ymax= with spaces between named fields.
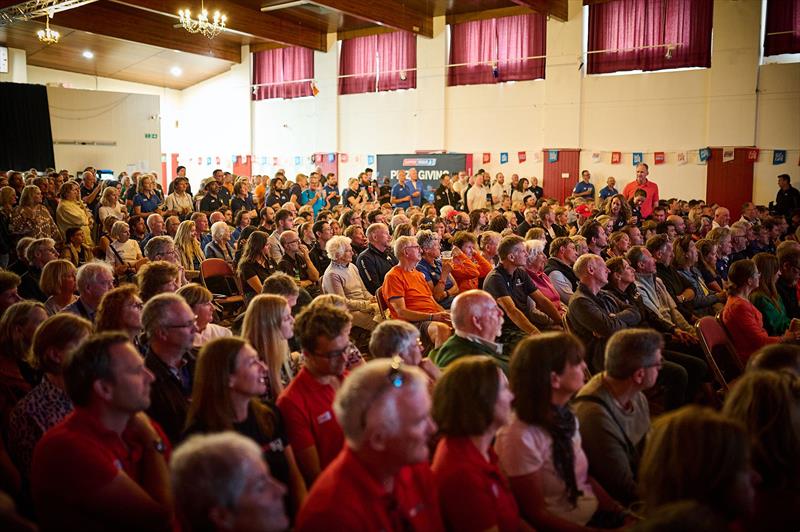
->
xmin=0 ymin=82 xmax=55 ymax=170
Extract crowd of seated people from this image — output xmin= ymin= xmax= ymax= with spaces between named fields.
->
xmin=0 ymin=163 xmax=798 ymax=531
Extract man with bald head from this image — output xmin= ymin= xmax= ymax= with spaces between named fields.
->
xmin=666 ymin=214 xmax=686 ymax=235
xmin=429 ymin=289 xmax=509 ymax=373
xmin=712 ymin=207 xmax=730 ymax=229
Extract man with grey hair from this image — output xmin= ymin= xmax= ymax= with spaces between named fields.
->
xmin=18 ymin=237 xmax=58 ymax=301
xmin=416 ymin=229 xmax=458 ymax=309
xmin=383 ymin=235 xmax=452 ymax=348
xmin=574 ymin=328 xmax=661 ymax=505
xmin=141 ymin=292 xmax=198 ymax=443
xmin=145 ymin=235 xmax=187 ymax=287
xmin=165 ymin=215 xmax=181 ymax=238
xmin=171 ymin=432 xmax=289 ymax=532
xmin=62 ymin=261 xmax=115 ymax=321
xmin=566 ymin=253 xmax=641 ymax=372
xmin=140 ymin=213 xmax=165 ymax=251
xmin=295 ymin=359 xmax=441 ymax=530
xmin=430 ymin=289 xmax=509 ymax=373
xmin=278 ymin=229 xmax=320 ymax=296
xmin=355 ymin=222 xmax=397 ymax=295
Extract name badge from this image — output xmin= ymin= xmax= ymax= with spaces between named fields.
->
xmin=317 ymin=411 xmax=333 ymax=424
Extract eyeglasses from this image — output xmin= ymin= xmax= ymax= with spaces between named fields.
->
xmin=643 ymin=360 xmax=663 ymax=369
xmin=284 ymin=240 xmax=300 ymax=245
xmin=165 ymin=318 xmax=197 ymax=329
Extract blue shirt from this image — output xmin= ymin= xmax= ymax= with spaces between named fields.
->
xmin=391 ymin=182 xmax=413 ymax=209
xmin=573 ymin=181 xmax=595 ymax=199
xmin=599 ymin=186 xmax=618 ymax=200
xmin=133 ymin=192 xmax=161 ymax=213
xmin=409 ymin=180 xmax=424 ymax=207
xmin=416 ymin=257 xmax=455 ymax=309
xmin=301 ymin=189 xmax=325 ymax=217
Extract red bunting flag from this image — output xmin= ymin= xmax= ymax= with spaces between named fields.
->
xmin=482 ymin=153 xmax=491 ymax=164
xmin=746 ymin=148 xmax=759 ymax=162
xmin=518 ymin=151 xmax=526 ymax=163
xmin=611 ymin=152 xmax=622 ymax=164
xmin=315 ymin=153 xmax=323 ymax=164
xmin=340 ymin=153 xmax=348 ymax=163
xmin=654 ymin=152 xmax=665 ymax=164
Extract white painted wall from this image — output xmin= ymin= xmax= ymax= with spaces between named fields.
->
xmin=0 ymin=47 xmax=28 ymax=83
xmin=9 ymin=0 xmax=799 ymax=205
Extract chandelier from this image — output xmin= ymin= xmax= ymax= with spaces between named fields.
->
xmin=37 ymin=13 xmax=59 ymax=45
xmin=178 ymin=0 xmax=227 ymax=39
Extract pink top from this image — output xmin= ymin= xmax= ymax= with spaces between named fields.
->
xmin=527 ymin=269 xmax=565 ymax=314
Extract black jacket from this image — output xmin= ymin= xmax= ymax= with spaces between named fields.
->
xmin=355 ymin=244 xmax=398 ymax=295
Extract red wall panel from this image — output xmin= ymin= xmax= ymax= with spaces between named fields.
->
xmin=542 ymin=149 xmax=581 ymax=203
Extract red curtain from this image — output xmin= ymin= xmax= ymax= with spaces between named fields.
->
xmin=339 ymin=35 xmax=378 ymax=95
xmin=497 ymin=14 xmax=547 ymax=81
xmin=764 ymin=0 xmax=800 ymax=56
xmin=448 ymin=13 xmax=546 ymax=86
xmin=377 ymin=32 xmax=417 ymax=91
xmin=340 ymin=31 xmax=416 ymax=95
xmin=587 ymin=0 xmax=713 ymax=74
xmin=252 ymin=47 xmax=314 ymax=100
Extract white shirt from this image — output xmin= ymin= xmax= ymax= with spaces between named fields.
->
xmin=467 ymin=185 xmax=489 ymax=211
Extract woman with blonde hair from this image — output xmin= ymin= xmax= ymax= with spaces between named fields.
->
xmin=174 ymin=219 xmax=204 ymax=273
xmin=7 ymin=313 xmax=91 ymax=479
xmin=241 ymin=294 xmax=296 ymax=400
xmin=97 ymin=186 xmax=126 ymax=225
xmin=177 ymin=283 xmax=232 ymax=347
xmin=95 ymin=284 xmax=144 ymax=342
xmin=105 ymin=220 xmax=147 ymax=281
xmin=132 ymin=173 xmax=164 ymax=216
xmin=55 ymin=181 xmax=92 ymax=245
xmin=184 ymin=337 xmax=307 ymax=515
xmin=10 ymin=184 xmax=62 ymax=244
xmin=39 ymin=259 xmax=78 ymax=315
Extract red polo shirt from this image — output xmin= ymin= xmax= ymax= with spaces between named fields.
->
xmin=277 ymin=367 xmax=345 ymax=471
xmin=31 ymin=408 xmax=170 ymax=531
xmin=296 ymin=447 xmax=444 ymax=532
xmin=622 ymin=179 xmax=659 ymax=219
xmin=432 ymin=436 xmax=521 ymax=532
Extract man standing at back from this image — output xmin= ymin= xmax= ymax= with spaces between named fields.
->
xmin=391 ymin=170 xmax=413 ymax=210
xmin=31 ymin=332 xmax=173 ymax=531
xmin=623 ymin=164 xmax=659 ymax=220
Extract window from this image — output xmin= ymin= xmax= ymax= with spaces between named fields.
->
xmin=252 ymin=47 xmax=314 ymax=101
xmin=447 ymin=13 xmax=546 ymax=87
xmin=586 ymin=0 xmax=713 ymax=75
xmin=763 ymin=0 xmax=800 ymax=59
xmin=338 ymin=31 xmax=417 ymax=95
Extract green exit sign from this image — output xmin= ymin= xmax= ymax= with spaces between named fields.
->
xmin=145 ymin=133 xmax=159 ymax=139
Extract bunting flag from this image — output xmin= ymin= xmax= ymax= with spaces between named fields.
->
xmin=500 ymin=152 xmax=509 ymax=164
xmin=260 ymin=156 xmax=267 ymax=165
xmin=699 ymin=148 xmax=711 ymax=162
xmin=722 ymin=147 xmax=735 ymax=163
xmin=611 ymin=152 xmax=621 ymax=164
xmin=482 ymin=153 xmax=491 ymax=164
xmin=367 ymin=155 xmax=375 ymax=165
xmin=206 ymin=157 xmax=212 ymax=165
xmin=315 ymin=154 xmax=323 ymax=164
xmin=591 ymin=152 xmax=601 ymax=163
xmin=632 ymin=152 xmax=643 ymax=166
xmin=328 ymin=153 xmax=336 ymax=163
xmin=215 ymin=156 xmax=221 ymax=165
xmin=340 ymin=153 xmax=349 ymax=163
xmin=532 ymin=152 xmax=542 ymax=163
xmin=294 ymin=156 xmax=302 ymax=165
xmin=774 ymin=150 xmax=786 ymax=165
xmin=548 ymin=150 xmax=558 ymax=163
xmin=518 ymin=151 xmax=526 ymax=163
xmin=676 ymin=152 xmax=687 ymax=165
xmin=654 ymin=152 xmax=665 ymax=165
xmin=746 ymin=148 xmax=759 ymax=162
xmin=231 ymin=155 xmax=237 ymax=164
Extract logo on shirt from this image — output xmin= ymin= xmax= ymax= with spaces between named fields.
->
xmin=316 ymin=411 xmax=333 ymax=424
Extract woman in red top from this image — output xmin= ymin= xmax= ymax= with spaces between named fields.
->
xmin=431 ymin=356 xmax=533 ymax=532
xmin=450 ymin=231 xmax=493 ymax=291
xmin=721 ymin=259 xmax=798 ymax=363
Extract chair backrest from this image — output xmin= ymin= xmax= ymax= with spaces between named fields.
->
xmin=695 ymin=315 xmax=744 ymax=390
xmin=200 ymin=258 xmax=241 ymax=297
xmin=375 ymin=285 xmax=390 ymax=320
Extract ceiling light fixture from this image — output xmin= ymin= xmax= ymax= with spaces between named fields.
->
xmin=36 ymin=12 xmax=59 ymax=45
xmin=170 ymin=66 xmax=183 ymax=77
xmin=178 ymin=0 xmax=227 ymax=39
xmin=82 ymin=50 xmax=94 ymax=59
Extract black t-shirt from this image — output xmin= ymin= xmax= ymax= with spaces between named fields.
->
xmin=278 ymin=253 xmax=310 ymax=281
xmin=240 ymin=259 xmax=277 ymax=296
xmin=483 ymin=264 xmax=538 ymax=316
xmin=233 ymin=402 xmax=290 ymax=487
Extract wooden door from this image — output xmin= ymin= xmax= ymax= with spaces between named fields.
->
xmin=706 ymin=148 xmax=754 ymax=221
xmin=542 ymin=149 xmax=581 ymax=203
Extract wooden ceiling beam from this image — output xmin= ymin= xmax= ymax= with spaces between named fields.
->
xmin=510 ymin=0 xmax=568 ymax=22
xmin=308 ymin=0 xmax=433 ymax=38
xmin=51 ymin=1 xmax=242 ymax=62
xmin=114 ymin=0 xmax=328 ymax=51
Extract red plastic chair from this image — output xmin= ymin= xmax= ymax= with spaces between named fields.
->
xmin=695 ymin=315 xmax=744 ymax=392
